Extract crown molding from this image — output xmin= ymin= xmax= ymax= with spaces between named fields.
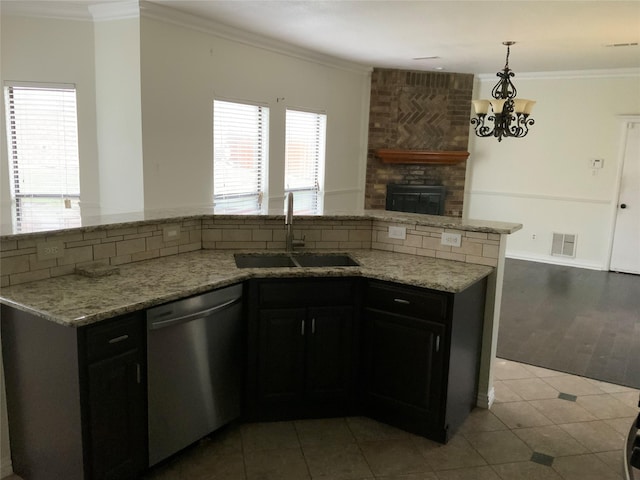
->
xmin=89 ymin=1 xmax=139 ymax=21
xmin=0 ymin=0 xmax=139 ymax=21
xmin=477 ymin=67 xmax=640 ymax=81
xmin=0 ymin=0 xmax=92 ymax=20
xmin=138 ymin=1 xmax=372 ymax=75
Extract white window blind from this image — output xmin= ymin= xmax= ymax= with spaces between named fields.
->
xmin=285 ymin=109 xmax=326 ymax=215
xmin=213 ymin=100 xmax=269 ymax=214
xmin=3 ymin=83 xmax=81 ymax=232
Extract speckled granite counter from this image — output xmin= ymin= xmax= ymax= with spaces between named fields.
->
xmin=0 ymin=207 xmax=521 ymax=239
xmin=0 ymin=249 xmax=493 ymax=327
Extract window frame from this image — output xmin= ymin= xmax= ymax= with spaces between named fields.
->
xmin=3 ymin=81 xmax=81 ymax=232
xmin=213 ymin=98 xmax=269 ymax=214
xmin=284 ymin=108 xmax=326 ymax=215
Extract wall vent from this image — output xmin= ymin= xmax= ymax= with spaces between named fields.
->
xmin=551 ymin=233 xmax=577 ymax=258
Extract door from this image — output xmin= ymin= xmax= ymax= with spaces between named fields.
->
xmin=362 ymin=309 xmax=445 ymax=432
xmin=611 ymin=121 xmax=640 ymax=274
xmin=88 ymin=349 xmax=146 ymax=480
xmin=305 ymin=306 xmax=354 ymax=407
xmin=258 ymin=308 xmax=306 ymax=416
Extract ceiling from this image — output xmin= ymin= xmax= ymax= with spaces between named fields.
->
xmin=3 ymin=0 xmax=640 ymax=74
xmin=145 ymin=0 xmax=640 ymax=74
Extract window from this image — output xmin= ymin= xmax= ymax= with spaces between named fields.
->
xmin=285 ymin=109 xmax=326 ymax=215
xmin=3 ymin=83 xmax=81 ymax=232
xmin=213 ymin=100 xmax=269 ymax=214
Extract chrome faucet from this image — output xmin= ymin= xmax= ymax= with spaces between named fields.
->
xmin=285 ymin=192 xmax=305 ymax=251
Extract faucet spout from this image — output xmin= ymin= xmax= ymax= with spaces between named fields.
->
xmin=286 ymin=191 xmax=293 ymax=226
xmin=286 ymin=192 xmax=293 ymax=251
xmin=285 ymin=192 xmax=304 ymax=251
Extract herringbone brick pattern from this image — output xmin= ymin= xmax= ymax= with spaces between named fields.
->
xmin=365 ymin=69 xmax=473 ymax=216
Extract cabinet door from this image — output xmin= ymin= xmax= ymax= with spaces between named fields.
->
xmin=258 ymin=308 xmax=306 ymax=418
xmin=87 ymin=349 xmax=146 ymax=480
xmin=362 ymin=308 xmax=445 ymax=434
xmin=305 ymin=306 xmax=354 ymax=410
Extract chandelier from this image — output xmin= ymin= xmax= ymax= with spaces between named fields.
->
xmin=470 ymin=41 xmax=535 ymax=142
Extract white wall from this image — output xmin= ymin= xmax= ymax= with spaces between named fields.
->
xmin=465 ymin=72 xmax=640 ymax=269
xmin=0 ymin=18 xmax=99 ymax=472
xmin=94 ymin=17 xmax=145 ymax=215
xmin=139 ymin=14 xmax=371 ymax=211
xmin=0 ymin=14 xmax=101 ymax=218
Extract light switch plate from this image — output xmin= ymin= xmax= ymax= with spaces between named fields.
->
xmin=441 ymin=232 xmax=462 ymax=247
xmin=388 ymin=226 xmax=407 ymax=240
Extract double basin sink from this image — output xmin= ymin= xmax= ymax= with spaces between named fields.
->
xmin=235 ymin=252 xmax=360 ymax=269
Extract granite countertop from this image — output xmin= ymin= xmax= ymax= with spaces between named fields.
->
xmin=0 ymin=249 xmax=493 ymax=327
xmin=0 ymin=207 xmax=522 ymax=239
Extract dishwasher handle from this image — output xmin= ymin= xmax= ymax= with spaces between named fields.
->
xmin=149 ymin=297 xmax=241 ymax=330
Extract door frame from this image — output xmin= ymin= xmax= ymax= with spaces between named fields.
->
xmin=606 ymin=115 xmax=640 ymax=271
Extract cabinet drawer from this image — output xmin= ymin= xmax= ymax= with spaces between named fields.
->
xmin=257 ymin=278 xmax=356 ymax=307
xmin=85 ymin=314 xmax=143 ymax=363
xmin=365 ymin=281 xmax=447 ymax=320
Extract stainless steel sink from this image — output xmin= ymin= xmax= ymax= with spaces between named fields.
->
xmin=292 ymin=253 xmax=360 ymax=267
xmin=234 ymin=253 xmax=360 ymax=268
xmin=234 ymin=254 xmax=297 ymax=268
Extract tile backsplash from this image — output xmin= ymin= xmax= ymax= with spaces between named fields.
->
xmin=1 ymin=216 xmax=500 ymax=287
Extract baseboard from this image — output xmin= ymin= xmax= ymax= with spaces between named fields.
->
xmin=506 ymin=251 xmax=605 ymax=271
xmin=0 ymin=455 xmax=13 ymax=479
xmin=476 ymin=386 xmax=495 ymax=409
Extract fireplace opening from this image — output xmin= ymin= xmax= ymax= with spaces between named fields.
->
xmin=385 ymin=184 xmax=446 ymax=215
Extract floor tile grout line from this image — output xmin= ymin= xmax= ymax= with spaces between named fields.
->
xmin=346 ymin=418 xmax=379 ymax=478
xmin=239 ymin=424 xmax=249 ymax=480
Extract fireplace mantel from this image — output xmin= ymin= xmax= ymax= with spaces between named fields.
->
xmin=375 ymin=149 xmax=469 ymax=164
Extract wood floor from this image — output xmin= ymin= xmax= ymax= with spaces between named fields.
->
xmin=497 ymin=259 xmax=640 ymax=389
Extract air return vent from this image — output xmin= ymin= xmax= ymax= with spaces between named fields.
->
xmin=551 ymin=233 xmax=577 ymax=257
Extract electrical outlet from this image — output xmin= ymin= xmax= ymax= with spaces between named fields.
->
xmin=388 ymin=226 xmax=406 ymax=240
xmin=37 ymin=240 xmax=65 ymax=260
xmin=163 ymin=225 xmax=181 ymax=242
xmin=441 ymin=232 xmax=462 ymax=247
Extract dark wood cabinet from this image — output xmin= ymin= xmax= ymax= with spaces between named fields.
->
xmin=1 ymin=306 xmax=147 ymax=480
xmin=305 ymin=306 xmax=354 ymax=404
xmin=246 ymin=278 xmax=358 ymax=421
xmin=82 ymin=315 xmax=147 ymax=480
xmin=2 ymin=269 xmax=489 ymax=480
xmin=362 ymin=308 xmax=445 ymax=431
xmin=257 ymin=307 xmax=306 ymax=412
xmin=361 ymin=279 xmax=486 ymax=443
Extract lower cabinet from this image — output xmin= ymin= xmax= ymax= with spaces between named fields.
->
xmin=1 ymin=272 xmax=488 ymax=480
xmin=83 ymin=315 xmax=147 ymax=479
xmin=245 ymin=276 xmax=487 ymax=443
xmin=362 ymin=308 xmax=445 ymax=434
xmin=1 ymin=306 xmax=147 ymax=480
xmin=246 ymin=278 xmax=359 ymax=421
xmin=361 ymin=279 xmax=487 ymax=442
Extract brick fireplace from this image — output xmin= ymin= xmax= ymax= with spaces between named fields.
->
xmin=365 ymin=68 xmax=474 ymax=217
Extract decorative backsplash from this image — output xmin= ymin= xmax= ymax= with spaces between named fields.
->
xmin=0 ymin=215 xmax=502 ymax=287
xmin=365 ymin=69 xmax=474 ymax=216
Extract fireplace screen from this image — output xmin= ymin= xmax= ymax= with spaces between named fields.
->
xmin=385 ymin=184 xmax=446 ymax=215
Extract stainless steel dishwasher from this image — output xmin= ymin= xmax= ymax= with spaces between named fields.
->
xmin=147 ymin=283 xmax=243 ymax=466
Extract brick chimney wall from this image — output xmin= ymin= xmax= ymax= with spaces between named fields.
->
xmin=365 ymin=68 xmax=474 ymax=216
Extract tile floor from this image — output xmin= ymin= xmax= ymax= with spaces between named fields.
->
xmin=5 ymin=359 xmax=638 ymax=480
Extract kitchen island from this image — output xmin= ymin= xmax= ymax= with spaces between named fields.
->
xmin=0 ymin=209 xmax=521 ymax=479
